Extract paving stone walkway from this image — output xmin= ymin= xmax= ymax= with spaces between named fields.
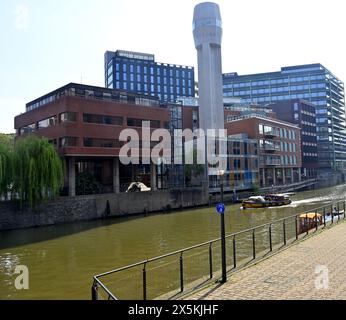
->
xmin=188 ymin=221 xmax=346 ymax=300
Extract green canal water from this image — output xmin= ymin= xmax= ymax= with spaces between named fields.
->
xmin=1 ymin=184 xmax=346 ymax=300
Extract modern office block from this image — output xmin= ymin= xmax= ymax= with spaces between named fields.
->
xmin=104 ymin=50 xmax=195 ymax=103
xmin=223 ymin=64 xmax=346 ymax=171
xmin=269 ymin=99 xmax=318 ymax=178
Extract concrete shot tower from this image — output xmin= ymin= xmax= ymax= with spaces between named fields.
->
xmin=193 ymin=2 xmax=225 ymax=132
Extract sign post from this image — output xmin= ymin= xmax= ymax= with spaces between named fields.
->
xmin=216 ymin=202 xmax=227 ymax=283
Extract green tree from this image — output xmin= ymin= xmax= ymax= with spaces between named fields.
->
xmin=0 ymin=133 xmax=15 ymax=147
xmin=0 ymin=142 xmax=14 ymax=199
xmin=12 ymin=136 xmax=64 ymax=209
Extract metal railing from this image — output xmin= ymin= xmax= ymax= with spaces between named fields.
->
xmin=91 ymin=199 xmax=346 ymax=300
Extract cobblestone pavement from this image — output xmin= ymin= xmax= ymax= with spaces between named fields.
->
xmin=188 ymin=221 xmax=346 ymax=300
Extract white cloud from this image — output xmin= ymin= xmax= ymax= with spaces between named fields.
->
xmin=14 ymin=4 xmax=29 ymax=30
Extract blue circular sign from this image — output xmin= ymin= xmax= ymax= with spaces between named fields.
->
xmin=216 ymin=203 xmax=225 ymax=214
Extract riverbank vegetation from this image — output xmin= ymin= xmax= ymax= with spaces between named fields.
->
xmin=0 ymin=136 xmax=64 ymax=209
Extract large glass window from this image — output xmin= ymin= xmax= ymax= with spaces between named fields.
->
xmin=38 ymin=116 xmax=57 ymax=129
xmin=127 ymin=118 xmax=161 ymax=128
xmin=20 ymin=123 xmax=36 ymax=135
xmin=60 ymin=137 xmax=78 ymax=147
xmin=83 ymin=138 xmax=121 ymax=148
xmin=83 ymin=113 xmax=123 ymax=126
xmin=60 ymin=112 xmax=77 ymax=123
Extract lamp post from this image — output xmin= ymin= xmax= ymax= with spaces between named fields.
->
xmin=217 ymin=169 xmax=227 ymax=283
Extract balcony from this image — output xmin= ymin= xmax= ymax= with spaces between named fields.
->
xmin=263 ymin=129 xmax=280 ymax=137
xmin=265 ymin=159 xmax=281 ymax=166
xmin=263 ymin=156 xmax=281 ymax=166
xmin=264 ymin=143 xmax=280 ymax=152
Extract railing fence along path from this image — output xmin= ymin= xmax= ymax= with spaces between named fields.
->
xmin=91 ymin=199 xmax=346 ymax=300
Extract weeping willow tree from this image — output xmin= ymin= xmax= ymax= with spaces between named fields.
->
xmin=12 ymin=136 xmax=64 ymax=209
xmin=0 ymin=142 xmax=14 ymax=199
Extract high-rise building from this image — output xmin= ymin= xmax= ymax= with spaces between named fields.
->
xmin=193 ymin=2 xmax=224 ymax=132
xmin=269 ymin=99 xmax=318 ymax=178
xmin=104 ymin=50 xmax=195 ymax=103
xmin=223 ymin=64 xmax=346 ymax=172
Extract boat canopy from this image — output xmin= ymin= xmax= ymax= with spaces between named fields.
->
xmin=248 ymin=196 xmax=266 ymax=202
xmin=299 ymin=213 xmax=322 ymax=219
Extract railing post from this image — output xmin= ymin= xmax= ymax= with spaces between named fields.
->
xmin=269 ymin=224 xmax=273 ymax=252
xmin=306 ymin=214 xmax=309 ymax=236
xmin=343 ymin=201 xmax=346 ymax=219
xmin=331 ymin=204 xmax=334 ymax=224
xmin=315 ymin=211 xmax=318 ymax=231
xmin=252 ymin=229 xmax=256 ymax=260
xmin=209 ymin=243 xmax=213 ymax=279
xmin=283 ymin=219 xmax=286 ymax=246
xmin=323 ymin=207 xmax=326 ymax=228
xmin=91 ymin=281 xmax=99 ymax=300
xmin=295 ymin=215 xmax=299 ymax=240
xmin=143 ymin=262 xmax=147 ymax=300
xmin=338 ymin=203 xmax=340 ymax=222
xmin=180 ymin=252 xmax=184 ymax=292
xmin=233 ymin=235 xmax=237 ymax=269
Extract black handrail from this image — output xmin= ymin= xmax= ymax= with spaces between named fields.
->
xmin=92 ymin=199 xmax=346 ymax=300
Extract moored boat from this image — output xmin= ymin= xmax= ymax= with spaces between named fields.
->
xmin=242 ymin=193 xmax=291 ymax=209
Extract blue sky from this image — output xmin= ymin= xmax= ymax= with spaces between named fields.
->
xmin=1 ymin=0 xmax=346 ymax=133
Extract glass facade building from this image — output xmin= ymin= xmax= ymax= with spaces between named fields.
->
xmin=105 ymin=50 xmax=195 ymax=103
xmin=223 ymin=64 xmax=346 ymax=171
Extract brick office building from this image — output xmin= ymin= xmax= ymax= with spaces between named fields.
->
xmin=15 ymin=83 xmax=263 ymax=196
xmin=225 ymin=115 xmax=302 ymax=187
xmin=15 ymin=83 xmax=179 ymax=196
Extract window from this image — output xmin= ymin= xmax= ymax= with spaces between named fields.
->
xmin=83 ymin=138 xmax=121 ymax=148
xmin=127 ymin=118 xmax=161 ymax=128
xmin=83 ymin=113 xmax=123 ymax=126
xmin=234 ymin=159 xmax=241 ymax=170
xmin=60 ymin=112 xmax=77 ymax=123
xmin=233 ymin=141 xmax=241 ymax=155
xmin=20 ymin=123 xmax=36 ymax=135
xmin=38 ymin=116 xmax=57 ymax=129
xmin=60 ymin=137 xmax=78 ymax=147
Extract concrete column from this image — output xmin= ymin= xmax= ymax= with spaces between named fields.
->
xmin=151 ymin=162 xmax=157 ymax=191
xmin=282 ymin=168 xmax=286 ymax=185
xmin=68 ymin=157 xmax=76 ymax=197
xmin=298 ymin=168 xmax=302 ymax=182
xmin=262 ymin=168 xmax=266 ymax=187
xmin=273 ymin=168 xmax=276 ymax=186
xmin=113 ymin=157 xmax=120 ymax=194
xmin=291 ymin=168 xmax=294 ymax=183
